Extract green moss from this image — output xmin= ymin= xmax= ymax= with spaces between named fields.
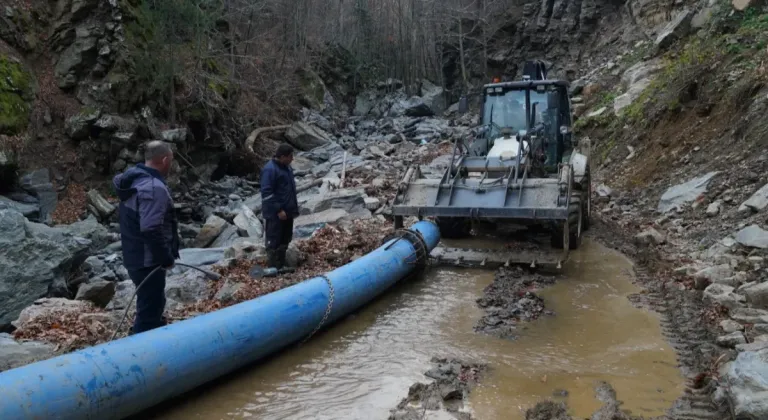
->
xmin=0 ymin=55 xmax=34 ymax=135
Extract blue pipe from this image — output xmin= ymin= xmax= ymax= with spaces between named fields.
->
xmin=0 ymin=221 xmax=440 ymax=420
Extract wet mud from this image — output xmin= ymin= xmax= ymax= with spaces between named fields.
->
xmin=525 ymin=382 xmax=645 ymax=420
xmin=584 ymin=217 xmax=724 ymax=420
xmin=388 ymin=357 xmax=487 ymax=420
xmin=474 ymin=266 xmax=556 ymax=338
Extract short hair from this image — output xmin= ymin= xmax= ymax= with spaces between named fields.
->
xmin=144 ymin=141 xmax=173 ymax=162
xmin=275 ymin=143 xmax=294 ymax=158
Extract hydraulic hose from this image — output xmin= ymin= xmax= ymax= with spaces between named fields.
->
xmin=110 ymin=262 xmax=221 ymax=340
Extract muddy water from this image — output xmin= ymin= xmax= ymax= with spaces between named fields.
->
xmin=150 ymin=239 xmax=683 ymax=419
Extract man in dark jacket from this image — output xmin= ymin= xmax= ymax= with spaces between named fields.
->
xmin=113 ymin=141 xmax=180 ymax=334
xmin=260 ymin=143 xmax=299 ymax=270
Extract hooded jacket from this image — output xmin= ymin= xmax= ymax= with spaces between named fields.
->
xmin=260 ymin=158 xmax=299 ymax=220
xmin=113 ymin=164 xmax=180 ymax=270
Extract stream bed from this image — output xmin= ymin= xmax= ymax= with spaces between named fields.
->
xmin=146 ymin=239 xmax=684 ymax=419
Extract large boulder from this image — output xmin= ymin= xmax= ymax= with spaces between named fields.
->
xmin=233 ymin=205 xmax=263 ymax=238
xmin=0 ymin=209 xmax=91 ymax=326
xmin=735 ymin=225 xmax=768 ymax=249
xmin=739 ymin=183 xmax=768 ymax=213
xmin=284 ymin=122 xmax=332 ymax=151
xmin=0 ymin=333 xmax=55 ymax=373
xmin=654 ymin=9 xmax=693 ymax=51
xmin=613 ymin=59 xmax=665 ymax=115
xmin=420 ymin=80 xmax=447 ymax=116
xmin=657 ymin=172 xmax=718 ymax=213
xmin=299 ymin=189 xmax=368 ymax=215
xmin=716 ymin=348 xmax=768 ymax=419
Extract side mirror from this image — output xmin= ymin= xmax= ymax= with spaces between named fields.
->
xmin=559 ymin=125 xmax=571 ymax=135
xmin=458 ymin=96 xmax=468 ymax=114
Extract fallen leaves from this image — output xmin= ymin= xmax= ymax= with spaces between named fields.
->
xmin=12 ymin=302 xmax=113 ymax=353
xmin=174 ymin=218 xmax=394 ymax=318
xmin=51 ymin=182 xmax=87 ymax=224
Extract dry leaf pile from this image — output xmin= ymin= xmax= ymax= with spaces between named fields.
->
xmin=176 ymin=218 xmax=394 ymax=317
xmin=12 ymin=302 xmax=112 ymax=352
xmin=51 ymin=182 xmax=87 ymax=224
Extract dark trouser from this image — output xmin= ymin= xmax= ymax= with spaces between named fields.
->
xmin=264 ymin=217 xmax=293 ymax=268
xmin=127 ymin=266 xmax=167 ymax=334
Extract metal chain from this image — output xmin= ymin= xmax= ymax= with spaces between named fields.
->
xmin=299 ymin=275 xmax=335 ymax=346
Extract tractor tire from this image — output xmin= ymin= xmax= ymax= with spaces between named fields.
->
xmin=582 ymin=173 xmax=592 ymax=231
xmin=435 ymin=217 xmax=471 ymax=239
xmin=550 ymin=195 xmax=583 ymax=250
xmin=568 ymin=195 xmax=583 ymax=250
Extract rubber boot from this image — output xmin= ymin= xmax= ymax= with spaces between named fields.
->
xmin=277 ymin=245 xmax=295 ymax=274
xmin=266 ymin=249 xmax=279 ymax=270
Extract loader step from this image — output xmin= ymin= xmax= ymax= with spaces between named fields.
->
xmin=429 ymin=246 xmax=568 ymax=270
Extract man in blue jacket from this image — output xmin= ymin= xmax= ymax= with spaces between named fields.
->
xmin=113 ymin=141 xmax=180 ymax=334
xmin=261 ymin=143 xmax=299 ymax=271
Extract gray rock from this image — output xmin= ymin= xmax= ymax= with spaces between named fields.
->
xmin=717 ymin=331 xmax=747 ymax=347
xmin=55 ymin=27 xmax=98 ymax=88
xmin=193 ymin=215 xmax=227 ymax=248
xmin=93 ymin=114 xmax=136 ymax=133
xmin=209 ymin=225 xmax=240 ymax=248
xmin=75 ymin=281 xmax=116 ymax=308
xmin=739 ymin=183 xmax=768 ymax=213
xmin=106 ymin=280 xmax=136 ymax=310
xmin=82 ymin=256 xmax=106 ymax=276
xmin=735 ymin=225 xmax=768 ymax=249
xmin=0 ymin=210 xmax=91 ymax=326
xmin=731 ymin=308 xmax=768 ymax=324
xmin=694 ymin=264 xmax=735 ymax=288
xmin=224 ymin=240 xmax=266 ymax=262
xmin=703 ymin=237 xmax=737 ymax=259
xmin=0 ymin=195 xmax=40 ymax=220
xmin=706 ymin=200 xmax=722 ymax=217
xmin=720 ymin=319 xmax=744 ymax=333
xmin=754 ymin=324 xmax=768 ymax=335
xmin=654 ymin=9 xmax=693 ymax=51
xmin=86 ymin=189 xmax=115 ymax=219
xmin=0 ymin=333 xmax=55 ymax=373
xmin=20 ymin=169 xmax=57 ymax=223
xmin=704 ymin=283 xmax=746 ymax=310
xmin=178 ymin=223 xmax=200 ymax=238
xmin=165 ymin=268 xmax=213 ymax=311
xmin=293 ymin=208 xmax=350 ymax=238
xmin=596 ymin=184 xmax=613 ymax=198
xmin=420 ymin=79 xmax=446 ymax=115
xmin=300 ymin=189 xmax=368 ymax=215
xmin=178 ymin=248 xmax=227 ymax=267
xmin=284 ymin=122 xmax=332 ymax=151
xmin=634 ymin=228 xmax=666 ymax=246
xmin=214 ymin=279 xmax=243 ymax=304
xmin=717 ymin=348 xmax=768 ymax=418
xmin=65 ymin=107 xmax=101 ymax=140
xmin=161 ymin=128 xmax=191 ymax=144
xmin=657 ymin=172 xmax=718 ymax=213
xmin=742 ymin=282 xmax=768 ymax=310
xmin=614 ymin=59 xmax=665 ymax=115
xmin=354 ymin=90 xmax=376 ymax=116
xmin=233 ymin=205 xmax=263 ymax=238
